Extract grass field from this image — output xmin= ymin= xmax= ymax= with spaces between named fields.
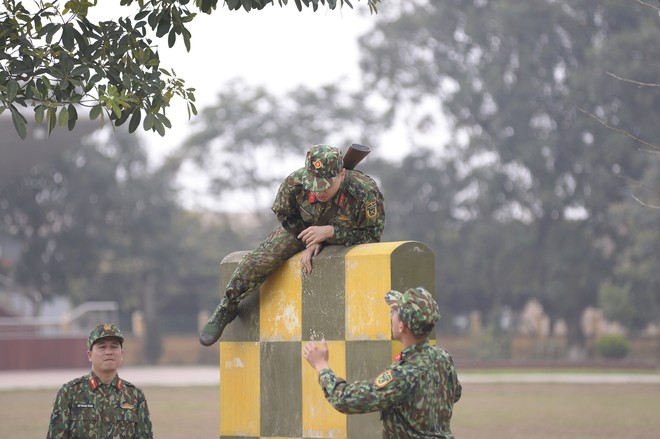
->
xmin=452 ymin=382 xmax=660 ymax=439
xmin=1 ymin=382 xmax=659 ymax=438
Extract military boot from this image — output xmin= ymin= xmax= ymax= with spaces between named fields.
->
xmin=199 ymin=300 xmax=239 ymax=346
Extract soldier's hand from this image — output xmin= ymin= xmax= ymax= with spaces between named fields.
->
xmin=303 ymin=339 xmax=330 ymax=372
xmin=300 ymin=244 xmax=322 ymax=273
xmin=298 ymin=225 xmax=334 ymax=247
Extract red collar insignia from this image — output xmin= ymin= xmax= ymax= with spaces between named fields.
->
xmin=89 ymin=377 xmax=98 ymax=391
xmin=393 ymin=352 xmax=402 ymax=362
xmin=309 ymin=193 xmax=316 ymax=203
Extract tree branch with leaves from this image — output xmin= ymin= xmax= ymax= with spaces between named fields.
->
xmin=0 ymin=0 xmax=381 ymax=139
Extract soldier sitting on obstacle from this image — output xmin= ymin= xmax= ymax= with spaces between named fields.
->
xmin=303 ymin=287 xmax=462 ymax=439
xmin=199 ymin=144 xmax=385 ymax=346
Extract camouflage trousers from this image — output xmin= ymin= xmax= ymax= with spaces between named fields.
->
xmin=223 ymin=226 xmax=305 ymax=304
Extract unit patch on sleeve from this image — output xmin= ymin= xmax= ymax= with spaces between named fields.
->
xmin=375 ymin=369 xmax=394 ymax=389
xmin=365 ymin=201 xmax=378 ymax=219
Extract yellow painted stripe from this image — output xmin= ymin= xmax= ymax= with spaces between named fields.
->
xmin=345 ymin=241 xmax=410 ymax=257
xmin=260 ymin=254 xmax=302 ymax=341
xmin=302 ymin=340 xmax=347 ymax=438
xmin=219 ymin=342 xmax=260 ymax=437
xmin=345 ymin=242 xmax=408 ymax=340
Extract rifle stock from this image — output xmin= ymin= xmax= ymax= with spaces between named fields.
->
xmin=343 ymin=143 xmax=371 ymax=170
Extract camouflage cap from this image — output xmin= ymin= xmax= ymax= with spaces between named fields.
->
xmin=385 ymin=287 xmax=440 ymax=336
xmin=87 ymin=323 xmax=124 ymax=350
xmin=302 ymin=144 xmax=343 ymax=192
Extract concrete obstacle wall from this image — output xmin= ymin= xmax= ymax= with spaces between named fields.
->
xmin=218 ymin=241 xmax=435 ymax=439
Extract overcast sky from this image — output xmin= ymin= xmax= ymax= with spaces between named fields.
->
xmin=88 ymin=3 xmax=416 ymax=210
xmin=91 ymin=3 xmax=372 ymax=157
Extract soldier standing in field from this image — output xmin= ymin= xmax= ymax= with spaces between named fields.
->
xmin=303 ymin=287 xmax=462 ymax=439
xmin=47 ymin=323 xmax=153 ymax=439
xmin=199 ymin=143 xmax=385 ymax=346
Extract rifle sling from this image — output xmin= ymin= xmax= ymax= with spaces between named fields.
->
xmin=315 ymin=195 xmax=342 ymax=227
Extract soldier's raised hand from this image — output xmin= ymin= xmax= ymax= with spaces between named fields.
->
xmin=303 ymin=339 xmax=330 ymax=372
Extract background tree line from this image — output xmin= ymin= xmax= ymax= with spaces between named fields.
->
xmin=1 ymin=0 xmax=658 ymax=361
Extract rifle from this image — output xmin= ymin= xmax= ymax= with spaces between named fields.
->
xmin=343 ymin=143 xmax=371 ymax=170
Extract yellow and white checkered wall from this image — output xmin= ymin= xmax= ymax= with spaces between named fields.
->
xmin=218 ymin=241 xmax=435 ymax=439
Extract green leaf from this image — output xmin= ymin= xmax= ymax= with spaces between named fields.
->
xmin=36 ymin=79 xmax=49 ymax=96
xmin=67 ymin=105 xmax=78 ymax=131
xmin=182 ymin=28 xmax=191 ymax=52
xmin=143 ymin=112 xmax=155 ymax=131
xmin=156 ymin=15 xmax=171 ymax=38
xmin=46 ymin=107 xmax=56 ymax=135
xmin=35 ymin=105 xmax=45 ymax=124
xmin=129 ymin=110 xmax=142 ymax=133
xmin=114 ymin=108 xmax=131 ymax=126
xmin=62 ymin=23 xmax=75 ymax=50
xmin=154 ymin=118 xmax=165 ymax=136
xmin=182 ymin=12 xmax=196 ymax=23
xmin=73 ymin=27 xmax=88 ymax=51
xmin=90 ymin=105 xmax=102 ymax=120
xmin=111 ymin=102 xmax=122 ymax=118
xmin=71 ymin=66 xmax=90 ymax=78
xmin=158 ymin=113 xmax=172 ymax=129
xmin=7 ymin=80 xmax=19 ymax=102
xmin=45 ymin=24 xmax=61 ymax=44
xmin=187 ymin=102 xmax=198 ymax=118
xmin=58 ymin=106 xmax=70 ymax=127
xmin=148 ymin=10 xmax=159 ymax=28
xmin=200 ymin=0 xmax=215 ymax=13
xmin=168 ymin=29 xmax=176 ymax=48
xmin=10 ymin=106 xmax=28 ymax=140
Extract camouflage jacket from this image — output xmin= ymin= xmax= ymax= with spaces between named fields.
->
xmin=318 ymin=341 xmax=462 ymax=439
xmin=47 ymin=371 xmax=153 ymax=439
xmin=272 ymin=168 xmax=385 ymax=246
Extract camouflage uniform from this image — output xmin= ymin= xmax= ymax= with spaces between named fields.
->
xmin=316 ymin=288 xmax=461 ymax=438
xmin=47 ymin=323 xmax=153 ymax=439
xmin=223 ymin=145 xmax=385 ymax=303
xmin=200 ymin=144 xmax=385 ymax=345
xmin=47 ymin=372 xmax=153 ymax=439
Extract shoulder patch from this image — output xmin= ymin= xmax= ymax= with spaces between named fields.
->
xmin=365 ymin=201 xmax=377 ymax=219
xmin=375 ymin=369 xmax=394 ymax=389
xmin=121 ymin=379 xmax=138 ymax=390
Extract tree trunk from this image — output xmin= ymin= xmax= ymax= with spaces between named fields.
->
xmin=143 ymin=272 xmax=162 ymax=364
